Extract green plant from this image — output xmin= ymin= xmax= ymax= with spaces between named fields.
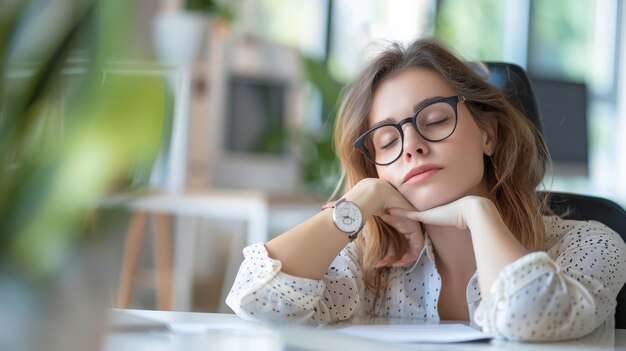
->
xmin=0 ymin=0 xmax=168 ymax=279
xmin=185 ymin=0 xmax=236 ymax=23
xmin=299 ymin=56 xmax=345 ymax=197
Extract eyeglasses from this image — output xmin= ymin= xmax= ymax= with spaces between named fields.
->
xmin=354 ymin=95 xmax=468 ymax=166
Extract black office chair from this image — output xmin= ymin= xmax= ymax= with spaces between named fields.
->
xmin=482 ymin=62 xmax=626 ymax=329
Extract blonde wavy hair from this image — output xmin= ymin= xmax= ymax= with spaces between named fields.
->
xmin=333 ymin=39 xmax=550 ymax=301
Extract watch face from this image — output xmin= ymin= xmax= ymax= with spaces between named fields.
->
xmin=333 ymin=200 xmax=363 ymax=233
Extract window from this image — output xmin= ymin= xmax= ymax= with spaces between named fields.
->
xmin=435 ymin=0 xmax=505 ymax=61
xmin=254 ymin=0 xmax=328 ymax=59
xmin=328 ymin=0 xmax=432 ymax=82
xmin=528 ymin=0 xmax=622 ymax=197
xmin=528 ymin=0 xmax=594 ymax=82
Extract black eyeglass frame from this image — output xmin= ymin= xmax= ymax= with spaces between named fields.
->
xmin=353 ymin=95 xmax=469 ymax=166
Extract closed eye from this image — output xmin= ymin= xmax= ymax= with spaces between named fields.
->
xmin=425 ymin=117 xmax=449 ymax=126
xmin=381 ymin=137 xmax=399 ymax=149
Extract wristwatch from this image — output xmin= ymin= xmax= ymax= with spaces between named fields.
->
xmin=322 ymin=198 xmax=364 ymax=242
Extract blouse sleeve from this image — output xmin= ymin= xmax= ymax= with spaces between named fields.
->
xmin=474 ymin=220 xmax=626 ymax=341
xmin=225 ymin=242 xmax=364 ymax=325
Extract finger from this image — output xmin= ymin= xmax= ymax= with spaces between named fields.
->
xmin=374 ymin=256 xmax=396 ymax=268
xmin=380 ymin=215 xmax=423 ymax=238
xmin=379 ymin=214 xmax=397 ymax=222
xmin=379 ymin=214 xmax=412 ymax=226
xmin=392 ymin=253 xmax=419 ymax=267
xmin=404 ymin=233 xmax=425 ymax=249
xmin=386 ymin=208 xmax=423 ymax=221
xmin=416 ymin=206 xmax=466 ymax=228
xmin=391 ymin=206 xmax=463 ymax=227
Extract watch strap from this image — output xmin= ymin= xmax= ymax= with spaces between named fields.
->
xmin=321 ymin=199 xmax=341 ymax=211
xmin=346 ymin=231 xmax=359 ymax=242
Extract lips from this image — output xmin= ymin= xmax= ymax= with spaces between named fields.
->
xmin=402 ymin=164 xmax=443 ymax=184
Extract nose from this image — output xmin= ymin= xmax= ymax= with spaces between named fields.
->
xmin=401 ymin=123 xmax=429 ymax=162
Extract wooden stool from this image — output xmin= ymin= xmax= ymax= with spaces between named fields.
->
xmin=116 ymin=211 xmax=173 ymax=310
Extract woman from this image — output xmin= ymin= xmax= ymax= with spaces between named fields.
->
xmin=226 ymin=39 xmax=626 ymax=341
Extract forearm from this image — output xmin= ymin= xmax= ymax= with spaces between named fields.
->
xmin=265 ymin=212 xmax=351 ymax=280
xmin=466 ymin=198 xmax=528 ymax=299
xmin=474 ymin=251 xmax=605 ymax=341
xmin=265 ymin=179 xmax=380 ymax=280
xmin=473 ymin=219 xmax=626 ymax=341
xmin=226 ymin=242 xmax=364 ymax=325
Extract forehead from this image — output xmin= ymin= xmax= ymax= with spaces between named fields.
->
xmin=368 ymin=68 xmax=457 ymax=127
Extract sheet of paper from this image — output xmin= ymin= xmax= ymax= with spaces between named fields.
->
xmin=168 ymin=323 xmax=259 ymax=334
xmin=336 ymin=324 xmax=493 ymax=343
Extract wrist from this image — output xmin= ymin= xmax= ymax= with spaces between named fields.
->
xmin=465 ymin=196 xmax=498 ymax=228
xmin=344 ymin=178 xmax=384 ymax=220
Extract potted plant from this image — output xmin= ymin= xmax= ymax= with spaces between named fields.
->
xmin=153 ymin=0 xmax=235 ymax=64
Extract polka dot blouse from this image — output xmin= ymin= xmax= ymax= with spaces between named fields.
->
xmin=226 ymin=216 xmax=626 ymax=341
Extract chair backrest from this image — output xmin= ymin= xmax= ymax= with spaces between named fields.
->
xmin=483 ymin=62 xmax=626 ymax=329
xmin=483 ymin=62 xmax=543 ymax=133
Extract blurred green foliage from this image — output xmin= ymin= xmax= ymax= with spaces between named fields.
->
xmin=528 ymin=0 xmax=593 ymax=82
xmin=185 ymin=0 xmax=236 ymax=23
xmin=435 ymin=0 xmax=504 ymax=60
xmin=0 ymin=0 xmax=168 ymax=279
xmin=299 ymin=57 xmax=344 ymax=197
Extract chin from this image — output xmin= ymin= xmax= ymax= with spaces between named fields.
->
xmin=403 ymin=186 xmax=461 ymax=211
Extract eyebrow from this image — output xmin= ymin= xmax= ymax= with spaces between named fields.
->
xmin=370 ymin=95 xmax=445 ymax=129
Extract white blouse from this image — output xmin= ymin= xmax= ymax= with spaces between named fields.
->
xmin=226 ymin=216 xmax=626 ymax=341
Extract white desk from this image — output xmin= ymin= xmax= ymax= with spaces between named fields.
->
xmin=104 ymin=309 xmax=626 ymax=351
xmin=101 ymin=190 xmax=271 ymax=245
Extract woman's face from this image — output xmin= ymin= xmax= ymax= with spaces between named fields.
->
xmin=368 ymin=68 xmax=494 ymax=210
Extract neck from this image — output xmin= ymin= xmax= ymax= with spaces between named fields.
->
xmin=425 ymin=224 xmax=476 ymax=275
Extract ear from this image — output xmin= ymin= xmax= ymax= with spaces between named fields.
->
xmin=481 ymin=113 xmax=498 ymax=156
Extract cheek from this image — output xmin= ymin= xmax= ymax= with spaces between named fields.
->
xmin=447 ymin=136 xmax=490 ymax=201
xmin=375 ymin=165 xmax=396 ymax=185
xmin=450 ymin=125 xmax=486 ymax=167
xmin=449 ymin=118 xmax=488 ymax=183
xmin=376 ymin=162 xmax=403 ymax=189
xmin=451 ymin=148 xmax=486 ymax=185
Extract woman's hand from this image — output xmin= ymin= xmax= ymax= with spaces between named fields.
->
xmin=386 ymin=195 xmax=492 ymax=230
xmin=348 ymin=179 xmax=425 ymax=268
xmin=388 ymin=195 xmax=530 ymax=300
xmin=347 ymin=178 xmax=416 ymax=217
xmin=375 ymin=212 xmax=425 ymax=268
xmin=379 ymin=196 xmax=493 ymax=268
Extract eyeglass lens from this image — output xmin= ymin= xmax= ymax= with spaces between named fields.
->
xmin=363 ymin=101 xmax=457 ymax=165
